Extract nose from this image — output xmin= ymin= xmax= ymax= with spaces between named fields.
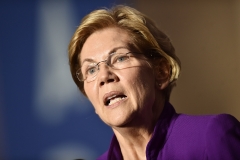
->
xmin=97 ymin=63 xmax=119 ymax=86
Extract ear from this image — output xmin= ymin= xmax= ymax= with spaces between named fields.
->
xmin=153 ymin=58 xmax=171 ymax=90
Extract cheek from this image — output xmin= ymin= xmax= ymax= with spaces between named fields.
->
xmin=84 ymin=83 xmax=98 ymax=107
xmin=83 ymin=83 xmax=91 ymax=99
xmin=126 ymin=67 xmax=155 ymax=102
xmin=133 ymin=67 xmax=155 ymax=88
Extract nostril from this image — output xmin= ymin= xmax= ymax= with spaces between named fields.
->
xmin=100 ymin=81 xmax=105 ymax=86
xmin=100 ymin=78 xmax=114 ymax=86
xmin=107 ymin=78 xmax=115 ymax=83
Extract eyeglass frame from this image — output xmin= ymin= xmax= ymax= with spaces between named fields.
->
xmin=76 ymin=51 xmax=145 ymax=82
xmin=75 ymin=48 xmax=162 ymax=82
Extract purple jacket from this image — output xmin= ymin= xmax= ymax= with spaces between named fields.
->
xmin=97 ymin=103 xmax=240 ymax=160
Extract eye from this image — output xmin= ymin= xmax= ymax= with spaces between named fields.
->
xmin=117 ymin=55 xmax=129 ymax=62
xmin=87 ymin=66 xmax=97 ymax=75
xmin=112 ymin=54 xmax=130 ymax=64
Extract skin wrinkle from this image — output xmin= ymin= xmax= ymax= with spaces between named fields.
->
xmin=111 ymin=64 xmax=162 ymax=160
xmin=81 ymin=27 xmax=167 ymax=160
xmin=67 ymin=6 xmax=185 ymax=160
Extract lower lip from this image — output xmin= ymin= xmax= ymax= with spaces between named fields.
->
xmin=106 ymin=97 xmax=127 ymax=109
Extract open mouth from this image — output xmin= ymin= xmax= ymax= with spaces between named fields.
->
xmin=104 ymin=94 xmax=127 ymax=106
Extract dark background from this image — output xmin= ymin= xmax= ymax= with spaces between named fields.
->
xmin=1 ymin=0 xmax=239 ymax=160
xmin=0 ymin=0 xmax=133 ymax=159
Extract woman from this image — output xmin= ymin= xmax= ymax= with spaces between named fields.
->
xmin=68 ymin=5 xmax=240 ymax=160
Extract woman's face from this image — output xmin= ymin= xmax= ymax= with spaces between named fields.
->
xmin=80 ymin=27 xmax=158 ymax=128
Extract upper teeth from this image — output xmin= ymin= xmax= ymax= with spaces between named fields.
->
xmin=107 ymin=96 xmax=126 ymax=106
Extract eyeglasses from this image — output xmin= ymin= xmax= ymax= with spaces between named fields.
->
xmin=76 ymin=51 xmax=142 ymax=82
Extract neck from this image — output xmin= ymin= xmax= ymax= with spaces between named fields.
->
xmin=113 ymin=126 xmax=152 ymax=160
xmin=112 ymin=95 xmax=165 ymax=160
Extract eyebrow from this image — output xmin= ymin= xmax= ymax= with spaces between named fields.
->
xmin=80 ymin=46 xmax=129 ymax=66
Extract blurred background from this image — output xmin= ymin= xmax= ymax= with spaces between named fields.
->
xmin=0 ymin=0 xmax=239 ymax=159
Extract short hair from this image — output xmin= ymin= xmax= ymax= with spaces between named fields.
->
xmin=68 ymin=5 xmax=181 ymax=101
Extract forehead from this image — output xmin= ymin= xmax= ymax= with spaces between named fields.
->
xmin=80 ymin=27 xmax=132 ymax=63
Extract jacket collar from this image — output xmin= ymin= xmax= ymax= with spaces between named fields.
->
xmin=106 ymin=102 xmax=177 ymax=160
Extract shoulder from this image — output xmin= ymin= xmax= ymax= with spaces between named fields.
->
xmin=204 ymin=114 xmax=240 ymax=159
xmin=160 ymin=114 xmax=215 ymax=159
xmin=205 ymin=114 xmax=240 ymax=135
xmin=173 ymin=113 xmax=239 ymax=132
xmin=172 ymin=113 xmax=240 ymax=142
xmin=204 ymin=114 xmax=240 ymax=145
xmin=165 ymin=113 xmax=240 ymax=159
xmin=205 ymin=113 xmax=240 ymax=140
xmin=170 ymin=113 xmax=217 ymax=133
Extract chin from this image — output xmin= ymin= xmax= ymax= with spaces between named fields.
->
xmin=105 ymin=114 xmax=136 ymax=128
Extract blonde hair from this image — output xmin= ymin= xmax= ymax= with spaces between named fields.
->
xmin=68 ymin=5 xmax=181 ymax=101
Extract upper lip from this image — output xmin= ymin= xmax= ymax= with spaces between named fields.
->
xmin=103 ymin=91 xmax=126 ymax=106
